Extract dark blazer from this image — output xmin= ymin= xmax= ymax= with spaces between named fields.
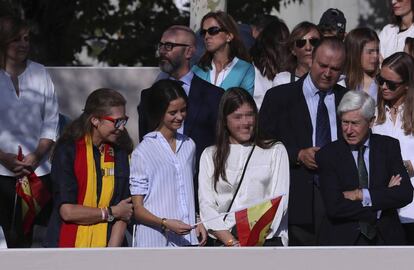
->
xmin=259 ymin=76 xmax=348 ymax=225
xmin=316 ymin=134 xmax=413 ymax=245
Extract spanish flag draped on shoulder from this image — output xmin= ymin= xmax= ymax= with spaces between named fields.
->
xmin=15 ymin=146 xmax=51 ymax=235
xmin=235 ymin=196 xmax=282 ymax=246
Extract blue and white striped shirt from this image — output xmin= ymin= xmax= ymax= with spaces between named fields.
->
xmin=130 ymin=131 xmax=198 ymax=247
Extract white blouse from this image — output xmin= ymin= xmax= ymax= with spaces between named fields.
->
xmin=372 ymin=105 xmax=414 ymax=223
xmin=198 ymin=142 xmax=290 ymax=245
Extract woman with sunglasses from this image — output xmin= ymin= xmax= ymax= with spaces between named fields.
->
xmin=341 ymin=27 xmax=380 ymax=103
xmin=0 ymin=16 xmax=59 ymax=247
xmin=45 ymin=88 xmax=133 ymax=247
xmin=198 ymin=88 xmax=289 ymax=247
xmin=192 ymin=11 xmax=254 ymax=96
xmin=250 ymin=19 xmax=290 ymax=109
xmin=130 ymin=79 xmax=207 ymax=247
xmin=379 ymin=0 xmax=414 ymax=60
xmin=273 ymin=21 xmax=321 ymax=86
xmin=372 ymin=52 xmax=414 ymax=244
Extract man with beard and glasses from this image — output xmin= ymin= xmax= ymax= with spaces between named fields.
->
xmin=137 ymin=25 xmax=224 ymax=210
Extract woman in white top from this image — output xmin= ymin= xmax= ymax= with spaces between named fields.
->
xmin=273 ymin=22 xmax=321 ymax=87
xmin=342 ymin=27 xmax=380 ymax=103
xmin=0 ymin=16 xmax=58 ymax=247
xmin=379 ymin=0 xmax=414 ymax=60
xmin=198 ymin=88 xmax=289 ymax=246
xmin=250 ymin=19 xmax=290 ymax=109
xmin=372 ymin=52 xmax=414 ymax=244
xmin=130 ymin=80 xmax=207 ymax=247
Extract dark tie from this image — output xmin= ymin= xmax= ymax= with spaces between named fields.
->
xmin=315 ymin=91 xmax=331 ymax=148
xmin=357 ymin=145 xmax=377 ymax=240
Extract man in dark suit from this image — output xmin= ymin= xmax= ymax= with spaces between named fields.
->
xmin=316 ymin=90 xmax=413 ymax=245
xmin=138 ymin=25 xmax=223 ymax=208
xmin=259 ymin=37 xmax=348 ymax=245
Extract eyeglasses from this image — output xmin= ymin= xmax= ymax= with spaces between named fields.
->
xmin=101 ymin=116 xmax=129 ymax=129
xmin=158 ymin=42 xmax=190 ymax=52
xmin=375 ymin=74 xmax=404 ymax=91
xmin=295 ymin=38 xmax=320 ymax=48
xmin=200 ymin=26 xmax=225 ymax=37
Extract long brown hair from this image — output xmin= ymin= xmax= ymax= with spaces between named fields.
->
xmin=250 ymin=19 xmax=290 ymax=80
xmin=213 ymin=87 xmax=275 ymax=190
xmin=376 ymin=52 xmax=414 ymax=136
xmin=0 ymin=15 xmax=29 ymax=69
xmin=197 ymin=11 xmax=250 ymax=71
xmin=344 ymin=27 xmax=379 ymax=90
xmin=390 ymin=0 xmax=414 ymax=27
xmin=58 ymin=88 xmax=133 ymax=153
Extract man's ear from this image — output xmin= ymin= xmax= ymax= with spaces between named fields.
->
xmin=185 ymin=45 xmax=195 ymax=59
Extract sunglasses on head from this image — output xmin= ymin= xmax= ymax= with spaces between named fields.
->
xmin=375 ymin=74 xmax=404 ymax=91
xmin=158 ymin=42 xmax=190 ymax=52
xmin=295 ymin=38 xmax=320 ymax=48
xmin=101 ymin=116 xmax=129 ymax=129
xmin=200 ymin=26 xmax=225 ymax=37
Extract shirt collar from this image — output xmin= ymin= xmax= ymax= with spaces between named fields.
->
xmin=303 ymin=73 xmax=334 ymax=98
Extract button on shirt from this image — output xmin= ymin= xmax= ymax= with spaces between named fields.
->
xmin=0 ymin=60 xmax=59 ymax=176
xmin=302 ymin=74 xmax=338 ymax=146
xmin=129 ymin=131 xmax=198 ymax=247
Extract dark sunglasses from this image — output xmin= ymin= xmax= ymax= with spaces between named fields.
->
xmin=295 ymin=38 xmax=320 ymax=48
xmin=158 ymin=42 xmax=190 ymax=52
xmin=200 ymin=26 xmax=225 ymax=37
xmin=375 ymin=74 xmax=404 ymax=91
xmin=101 ymin=116 xmax=129 ymax=129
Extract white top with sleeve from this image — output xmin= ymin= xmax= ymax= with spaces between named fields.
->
xmin=379 ymin=23 xmax=414 ymax=59
xmin=0 ymin=60 xmax=59 ymax=176
xmin=372 ymin=105 xmax=414 ymax=223
xmin=253 ymin=66 xmax=273 ymax=110
xmin=198 ymin=142 xmax=290 ymax=246
xmin=129 ymin=131 xmax=198 ymax=247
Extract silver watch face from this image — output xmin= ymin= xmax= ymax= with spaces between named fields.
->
xmin=107 ymin=214 xmax=114 ymax=222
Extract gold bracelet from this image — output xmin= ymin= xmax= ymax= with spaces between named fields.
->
xmin=225 ymin=238 xmax=234 ymax=246
xmin=161 ymin=218 xmax=167 ymax=232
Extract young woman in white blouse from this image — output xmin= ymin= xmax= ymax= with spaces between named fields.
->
xmin=372 ymin=52 xmax=414 ymax=243
xmin=130 ymin=79 xmax=207 ymax=247
xmin=198 ymin=87 xmax=289 ymax=246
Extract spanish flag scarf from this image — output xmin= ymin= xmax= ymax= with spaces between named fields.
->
xmin=59 ymin=134 xmax=115 ymax=247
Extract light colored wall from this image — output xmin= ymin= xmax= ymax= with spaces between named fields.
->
xmin=0 ymin=246 xmax=412 ymax=270
xmin=47 ymin=67 xmax=160 ymax=146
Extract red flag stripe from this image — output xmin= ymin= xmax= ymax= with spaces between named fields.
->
xmin=59 ymin=137 xmax=89 ymax=247
xmin=246 ymin=197 xmax=282 ymax=246
xmin=235 ymin=208 xmax=251 ymax=246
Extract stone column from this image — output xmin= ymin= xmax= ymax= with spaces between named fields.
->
xmin=189 ymin=0 xmax=227 ymax=31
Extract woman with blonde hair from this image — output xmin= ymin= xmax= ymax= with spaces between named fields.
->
xmin=372 ymin=52 xmax=414 ymax=244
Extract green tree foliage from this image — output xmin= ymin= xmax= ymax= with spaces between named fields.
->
xmin=0 ymin=0 xmax=297 ymax=66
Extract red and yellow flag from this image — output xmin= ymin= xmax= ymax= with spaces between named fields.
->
xmin=15 ymin=146 xmax=51 ymax=235
xmin=235 ymin=196 xmax=282 ymax=246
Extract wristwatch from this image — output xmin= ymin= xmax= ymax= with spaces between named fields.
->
xmin=107 ymin=207 xmax=115 ymax=222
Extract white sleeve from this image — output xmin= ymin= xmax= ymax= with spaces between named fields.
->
xmin=129 ymin=147 xmax=149 ymax=195
xmin=39 ymin=69 xmax=59 ymax=141
xmin=198 ymin=148 xmax=229 ymax=231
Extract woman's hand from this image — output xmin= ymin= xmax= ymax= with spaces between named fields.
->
xmin=195 ymin=223 xmax=208 ymax=246
xmin=404 ymin=160 xmax=414 ymax=177
xmin=164 ymin=219 xmax=192 ymax=235
xmin=112 ymin=197 xmax=133 ymax=221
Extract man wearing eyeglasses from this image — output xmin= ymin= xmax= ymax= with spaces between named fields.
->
xmin=316 ymin=90 xmax=412 ymax=245
xmin=138 ymin=25 xmax=224 ymax=209
xmin=259 ymin=37 xmax=348 ymax=246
